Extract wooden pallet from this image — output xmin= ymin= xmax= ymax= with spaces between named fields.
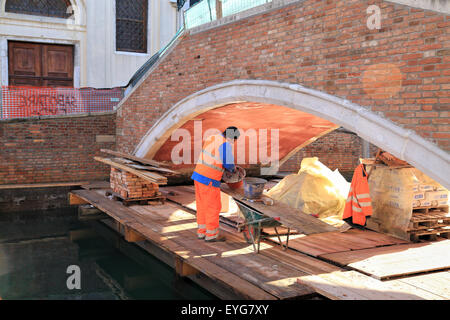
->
xmin=105 ymin=190 xmax=166 ymax=206
xmin=411 ymin=210 xmax=450 ymax=221
xmin=412 ymin=206 xmax=449 ymax=215
xmin=409 ymin=227 xmax=450 ymax=242
xmin=409 ymin=211 xmax=450 ymax=230
xmin=408 ymin=210 xmax=450 ymax=242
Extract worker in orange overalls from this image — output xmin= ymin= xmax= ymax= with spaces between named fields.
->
xmin=343 ymin=163 xmax=373 ymax=227
xmin=191 ymin=126 xmax=240 ymax=242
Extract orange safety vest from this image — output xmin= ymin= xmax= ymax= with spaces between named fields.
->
xmin=194 ymin=134 xmax=226 ymax=182
xmin=343 ymin=164 xmax=372 ymax=226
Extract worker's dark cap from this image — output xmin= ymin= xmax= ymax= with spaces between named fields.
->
xmin=223 ymin=126 xmax=240 ymax=140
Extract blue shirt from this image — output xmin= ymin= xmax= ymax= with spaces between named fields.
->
xmin=191 ymin=140 xmax=235 ymax=187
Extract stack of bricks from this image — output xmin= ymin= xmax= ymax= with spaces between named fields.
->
xmin=110 ymin=168 xmax=159 ymax=199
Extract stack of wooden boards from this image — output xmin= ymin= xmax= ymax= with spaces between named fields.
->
xmin=95 ymin=149 xmax=178 ymax=205
xmin=110 ymin=168 xmax=159 ymax=199
xmin=409 ymin=183 xmax=449 ymax=242
xmin=95 ymin=149 xmax=177 ymax=185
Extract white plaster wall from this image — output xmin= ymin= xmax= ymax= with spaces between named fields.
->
xmin=0 ymin=0 xmax=179 ymax=88
xmin=86 ymin=0 xmax=178 ymax=88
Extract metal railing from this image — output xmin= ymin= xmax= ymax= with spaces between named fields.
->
xmin=184 ymin=0 xmax=272 ymax=29
xmin=0 ymin=86 xmax=124 ymax=120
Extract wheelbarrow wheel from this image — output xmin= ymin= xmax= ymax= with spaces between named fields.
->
xmin=242 ymin=224 xmax=260 ymax=244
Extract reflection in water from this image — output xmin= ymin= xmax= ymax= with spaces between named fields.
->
xmin=0 ymin=208 xmax=216 ymax=300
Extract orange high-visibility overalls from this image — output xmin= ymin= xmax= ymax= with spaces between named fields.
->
xmin=343 ymin=164 xmax=373 ymax=226
xmin=193 ymin=134 xmax=227 ymax=240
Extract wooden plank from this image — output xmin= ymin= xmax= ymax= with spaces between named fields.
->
xmin=77 ymin=205 xmax=109 ymax=221
xmin=220 ymin=184 xmax=338 ymax=234
xmin=81 ymin=181 xmax=111 ymax=190
xmin=298 ymin=270 xmax=444 ymax=300
xmin=298 ymin=273 xmax=368 ymax=300
xmin=161 ymin=185 xmax=231 ymax=213
xmin=100 ymin=149 xmax=170 ymax=168
xmin=394 ymin=271 xmax=450 ymax=300
xmin=0 ymin=181 xmax=89 ymax=189
xmin=113 ymin=157 xmax=178 ymax=175
xmin=268 ymin=233 xmax=352 ymax=257
xmin=124 ymin=226 xmax=146 ymax=243
xmin=257 ymin=244 xmax=342 ymax=276
xmin=69 ymin=192 xmax=88 ymax=205
xmin=127 ymin=163 xmax=178 ymax=175
xmin=345 ymin=229 xmax=408 ymax=246
xmin=70 ymin=190 xmax=135 ymax=225
xmin=268 ymin=229 xmax=408 ymax=257
xmin=175 ymin=257 xmax=200 ymax=277
xmin=161 ymin=186 xmax=198 ymax=211
xmin=321 ymin=240 xmax=450 ymax=280
xmin=267 ymin=234 xmax=331 ymax=257
xmin=94 ymin=156 xmax=167 ymax=184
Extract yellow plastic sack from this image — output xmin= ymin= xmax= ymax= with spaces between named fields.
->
xmin=266 ymin=157 xmax=350 ymax=219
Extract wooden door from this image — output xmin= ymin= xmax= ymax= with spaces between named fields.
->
xmin=8 ymin=42 xmax=42 ymax=86
xmin=8 ymin=41 xmax=74 ymax=87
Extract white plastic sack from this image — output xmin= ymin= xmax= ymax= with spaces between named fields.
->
xmin=266 ymin=157 xmax=350 ymax=219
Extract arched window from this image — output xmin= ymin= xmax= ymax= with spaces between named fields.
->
xmin=5 ymin=0 xmax=73 ymax=18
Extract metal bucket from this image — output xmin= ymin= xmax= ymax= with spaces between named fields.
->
xmin=243 ymin=177 xmax=267 ymax=199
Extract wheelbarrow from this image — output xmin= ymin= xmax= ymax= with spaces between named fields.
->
xmin=235 ymin=200 xmax=291 ymax=253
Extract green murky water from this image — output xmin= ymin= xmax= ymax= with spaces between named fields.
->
xmin=0 ymin=208 xmax=216 ymax=300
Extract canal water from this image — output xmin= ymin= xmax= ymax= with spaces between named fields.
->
xmin=0 ymin=207 xmax=217 ymax=300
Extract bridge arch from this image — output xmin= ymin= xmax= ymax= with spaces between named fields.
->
xmin=134 ymin=80 xmax=450 ymax=188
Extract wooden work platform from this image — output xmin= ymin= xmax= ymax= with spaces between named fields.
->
xmin=71 ymin=188 xmax=338 ymax=300
xmin=70 ymin=184 xmax=450 ymax=300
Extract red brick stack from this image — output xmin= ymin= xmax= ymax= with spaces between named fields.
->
xmin=110 ymin=168 xmax=159 ymax=199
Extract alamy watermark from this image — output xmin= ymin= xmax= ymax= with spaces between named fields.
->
xmin=170 ymin=121 xmax=280 ymax=175
xmin=66 ymin=265 xmax=81 ymax=290
xmin=367 ymin=5 xmax=381 ymax=30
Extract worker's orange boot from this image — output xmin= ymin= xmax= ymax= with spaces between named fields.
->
xmin=205 ymin=234 xmax=226 ymax=243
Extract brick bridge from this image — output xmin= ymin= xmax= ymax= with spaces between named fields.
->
xmin=116 ymin=0 xmax=449 ymax=187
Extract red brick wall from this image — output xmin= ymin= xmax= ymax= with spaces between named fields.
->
xmin=117 ymin=0 xmax=450 ymax=155
xmin=279 ymin=130 xmax=376 ymax=177
xmin=0 ymin=113 xmax=115 ymax=185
